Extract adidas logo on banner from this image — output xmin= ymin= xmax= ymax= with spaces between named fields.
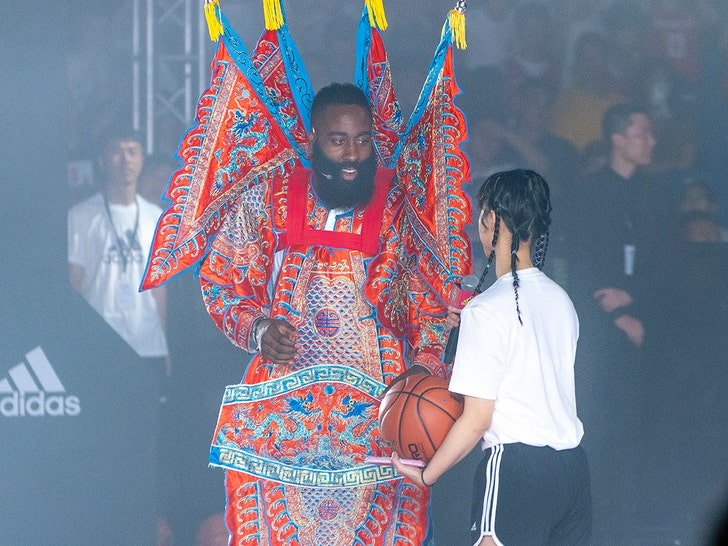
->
xmin=1 ymin=347 xmax=81 ymax=417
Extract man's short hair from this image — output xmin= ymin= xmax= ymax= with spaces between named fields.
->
xmin=601 ymin=102 xmax=647 ymax=143
xmin=310 ymin=83 xmax=372 ymax=126
xmin=97 ymin=127 xmax=145 ymax=159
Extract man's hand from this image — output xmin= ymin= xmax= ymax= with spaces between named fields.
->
xmin=613 ymin=314 xmax=644 ymax=347
xmin=259 ymin=319 xmax=298 ymax=366
xmin=594 ymin=287 xmax=632 ymax=313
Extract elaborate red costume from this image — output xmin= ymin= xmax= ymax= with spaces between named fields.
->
xmin=142 ymin=4 xmax=470 ymax=544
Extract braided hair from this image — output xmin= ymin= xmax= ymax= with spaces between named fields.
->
xmin=475 ymin=169 xmax=552 ymax=325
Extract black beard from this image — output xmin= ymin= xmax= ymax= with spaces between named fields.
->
xmin=311 ymin=142 xmax=377 ymax=209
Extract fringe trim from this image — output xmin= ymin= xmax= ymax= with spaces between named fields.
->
xmin=204 ymin=0 xmax=224 ymax=41
xmin=263 ymin=0 xmax=284 ymax=30
xmin=365 ymin=0 xmax=388 ymax=31
xmin=446 ymin=0 xmax=467 ymax=50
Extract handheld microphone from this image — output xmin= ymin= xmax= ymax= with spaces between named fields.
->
xmin=443 ymin=274 xmax=480 ymax=364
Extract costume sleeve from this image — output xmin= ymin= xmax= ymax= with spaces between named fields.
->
xmin=396 ymin=198 xmax=450 ymax=378
xmin=406 ymin=270 xmax=449 ymax=378
xmin=365 ymin=189 xmax=449 ymax=379
xmin=198 ymin=185 xmax=275 ymax=352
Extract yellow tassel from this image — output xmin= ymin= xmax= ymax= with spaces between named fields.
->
xmin=447 ymin=7 xmax=467 ymax=50
xmin=365 ymin=0 xmax=388 ymax=31
xmin=263 ymin=0 xmax=284 ymax=31
xmin=204 ymin=0 xmax=224 ymax=42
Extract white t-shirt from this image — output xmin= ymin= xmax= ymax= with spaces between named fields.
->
xmin=449 ymin=268 xmax=583 ymax=450
xmin=68 ymin=192 xmax=168 ymax=358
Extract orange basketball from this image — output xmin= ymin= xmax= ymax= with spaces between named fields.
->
xmin=378 ymin=373 xmax=464 ymax=463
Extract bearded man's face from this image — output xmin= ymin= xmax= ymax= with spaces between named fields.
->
xmin=310 ymin=103 xmax=377 ymax=209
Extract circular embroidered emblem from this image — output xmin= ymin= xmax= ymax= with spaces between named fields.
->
xmin=314 ymin=308 xmax=341 ymax=337
xmin=317 ymin=498 xmax=340 ymax=520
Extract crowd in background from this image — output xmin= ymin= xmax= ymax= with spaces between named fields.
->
xmin=67 ymin=0 xmax=728 ymax=238
xmin=457 ymin=0 xmax=728 ymax=234
xmin=63 ymin=1 xmax=728 ymax=544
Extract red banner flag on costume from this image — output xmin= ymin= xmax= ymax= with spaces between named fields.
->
xmin=395 ymin=22 xmax=472 ymax=303
xmin=141 ymin=31 xmax=300 ymax=291
xmin=355 ymin=8 xmax=404 ymax=168
xmin=252 ymin=22 xmax=313 ymax=159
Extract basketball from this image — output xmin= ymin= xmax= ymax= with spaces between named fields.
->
xmin=378 ymin=373 xmax=464 ymax=463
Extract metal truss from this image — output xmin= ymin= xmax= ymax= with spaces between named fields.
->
xmin=132 ymin=0 xmax=212 ymax=154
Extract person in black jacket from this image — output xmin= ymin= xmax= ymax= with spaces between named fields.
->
xmin=568 ymin=101 xmax=676 ymax=541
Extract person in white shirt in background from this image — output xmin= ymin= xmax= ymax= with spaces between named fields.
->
xmin=68 ymin=129 xmax=168 ymax=364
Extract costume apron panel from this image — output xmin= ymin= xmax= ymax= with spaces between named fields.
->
xmin=224 ymin=468 xmax=429 ymax=545
xmin=211 ymin=366 xmax=430 ymax=545
xmin=211 ymin=365 xmax=395 ymax=484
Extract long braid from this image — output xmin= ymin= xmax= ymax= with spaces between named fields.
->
xmin=510 ymin=235 xmax=523 ymax=325
xmin=532 ymin=232 xmax=549 ymax=270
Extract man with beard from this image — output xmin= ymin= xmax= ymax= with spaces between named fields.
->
xmin=198 ymin=83 xmax=448 ymax=545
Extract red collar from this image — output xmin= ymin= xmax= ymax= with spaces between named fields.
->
xmin=283 ymin=167 xmax=393 ymax=255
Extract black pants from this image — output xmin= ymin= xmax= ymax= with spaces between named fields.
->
xmin=471 ymin=443 xmax=592 ymax=546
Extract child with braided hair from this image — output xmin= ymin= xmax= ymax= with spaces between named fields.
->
xmin=393 ymin=169 xmax=592 ymax=545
